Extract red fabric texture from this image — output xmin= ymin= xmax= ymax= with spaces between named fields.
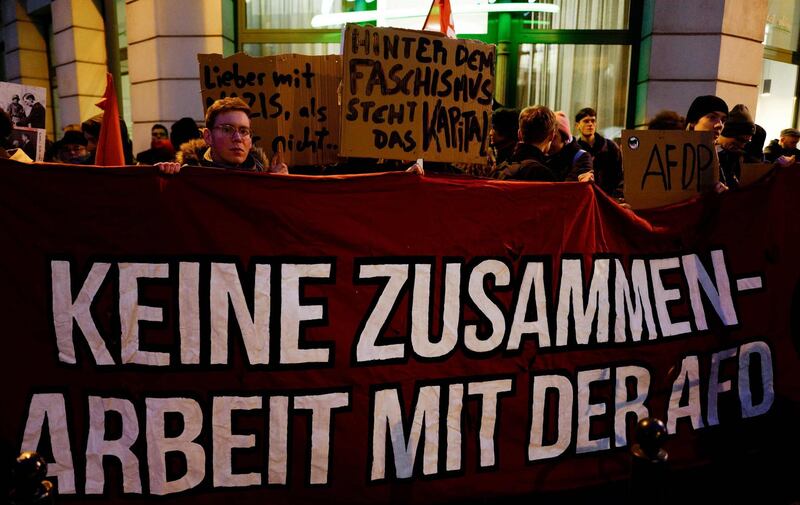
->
xmin=423 ymin=0 xmax=456 ymax=38
xmin=94 ymin=73 xmax=125 ymax=166
xmin=0 ymin=160 xmax=798 ymax=503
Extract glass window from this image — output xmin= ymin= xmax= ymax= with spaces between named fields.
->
xmin=528 ymin=0 xmax=630 ymax=31
xmin=516 ymin=43 xmax=630 ymax=139
xmin=756 ymin=59 xmax=798 ymax=142
xmin=764 ymin=0 xmax=800 ymax=51
xmin=245 ymin=0 xmax=371 ymax=30
xmin=369 ymin=0 xmax=487 ymax=34
xmin=116 ymin=0 xmax=127 ymax=48
xmin=242 ymin=43 xmax=341 ymax=56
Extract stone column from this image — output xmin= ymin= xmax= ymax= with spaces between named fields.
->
xmin=126 ymin=0 xmax=230 ymax=153
xmin=635 ymin=0 xmax=768 ymax=126
xmin=52 ymin=0 xmax=109 ymax=130
xmin=2 ymin=0 xmax=53 ymax=136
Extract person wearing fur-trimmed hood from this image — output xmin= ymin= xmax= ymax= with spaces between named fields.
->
xmin=156 ymin=97 xmax=287 ymax=175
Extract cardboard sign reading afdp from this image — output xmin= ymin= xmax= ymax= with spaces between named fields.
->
xmin=199 ymin=53 xmax=341 ymax=166
xmin=622 ymin=130 xmax=719 ymax=209
xmin=340 ymin=24 xmax=495 ymax=164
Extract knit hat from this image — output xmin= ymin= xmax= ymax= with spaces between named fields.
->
xmin=554 ymin=111 xmax=572 ymax=140
xmin=720 ymin=104 xmax=755 ymax=138
xmin=58 ymin=130 xmax=88 ymax=146
xmin=685 ymin=95 xmax=729 ymax=125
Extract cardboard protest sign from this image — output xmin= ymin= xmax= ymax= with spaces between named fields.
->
xmin=622 ymin=129 xmax=719 ymax=209
xmin=739 ymin=161 xmax=774 ymax=187
xmin=340 ymin=24 xmax=495 ymax=164
xmin=199 ymin=53 xmax=341 ymax=166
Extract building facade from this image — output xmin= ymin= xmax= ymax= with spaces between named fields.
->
xmin=2 ymin=0 xmax=798 ymax=154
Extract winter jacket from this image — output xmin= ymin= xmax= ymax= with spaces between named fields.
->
xmin=177 ymin=138 xmax=267 ymax=171
xmin=496 ymin=142 xmax=556 ymax=181
xmin=763 ymin=139 xmax=800 ymax=163
xmin=547 ymin=139 xmax=593 ymax=182
xmin=577 ymin=133 xmax=624 ymax=198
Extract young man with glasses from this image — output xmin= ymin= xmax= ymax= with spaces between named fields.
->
xmin=157 ymin=97 xmax=287 ymax=174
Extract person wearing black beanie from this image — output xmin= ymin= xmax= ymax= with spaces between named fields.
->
xmin=717 ymin=104 xmax=757 ymax=189
xmin=685 ymin=95 xmax=729 ymax=140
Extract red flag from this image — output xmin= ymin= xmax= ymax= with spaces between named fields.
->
xmin=423 ymin=0 xmax=456 ymax=38
xmin=94 ymin=73 xmax=125 ymax=166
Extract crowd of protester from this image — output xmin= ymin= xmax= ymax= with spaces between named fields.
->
xmin=486 ymin=94 xmax=797 ymax=201
xmin=0 ymin=93 xmax=797 ymax=204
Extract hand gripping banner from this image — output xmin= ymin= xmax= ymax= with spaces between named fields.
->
xmin=1 ymin=159 xmax=798 ymax=504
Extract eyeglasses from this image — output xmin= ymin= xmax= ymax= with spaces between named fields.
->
xmin=213 ymin=124 xmax=252 ymax=139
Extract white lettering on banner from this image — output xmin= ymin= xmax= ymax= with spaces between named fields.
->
xmin=146 ymin=397 xmax=206 ymax=495
xmin=51 ymin=261 xmax=114 ymax=365
xmin=667 ymin=355 xmax=705 ymax=434
xmin=179 ymin=262 xmax=201 ymax=364
xmin=556 ymin=259 xmax=610 ymax=346
xmin=467 ymin=379 xmax=513 ymax=468
xmin=212 ymin=396 xmax=262 ymax=488
xmin=370 ymin=378 xmax=513 ymax=480
xmin=575 ymin=368 xmax=611 ymax=454
xmin=119 ymin=263 xmax=170 ymax=366
xmin=706 ymin=347 xmax=738 ymax=426
xmin=681 ymin=251 xmax=738 ymax=329
xmin=650 ymin=258 xmax=692 ymax=337
xmin=268 ymin=396 xmax=289 ymax=485
xmin=16 ymin=343 xmax=773 ymax=492
xmin=280 ymin=263 xmax=333 ymax=364
xmin=613 ymin=366 xmax=651 ymax=448
xmin=49 ymin=251 xmax=748 ymax=367
xmin=371 ymin=386 xmax=440 ymax=480
xmin=85 ymin=396 xmax=141 ymax=494
xmin=464 ymin=260 xmax=510 ymax=353
xmin=210 ymin=263 xmax=271 ymax=365
xmin=529 ymin=374 xmax=573 ymax=462
xmin=293 ymin=392 xmax=350 ymax=484
xmin=614 ymin=259 xmax=657 ymax=342
xmin=445 ymin=383 xmax=464 ymax=472
xmin=739 ymin=341 xmax=774 ymax=418
xmin=355 ymin=263 xmax=408 ymax=362
xmin=353 ymin=252 xmax=743 ymax=360
xmin=411 ymin=263 xmax=461 ymax=358
xmin=507 ymin=261 xmax=550 ymax=350
xmin=20 ymin=393 xmax=76 ymax=493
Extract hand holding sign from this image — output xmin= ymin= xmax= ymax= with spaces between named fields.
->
xmin=198 ymin=53 xmax=341 ymax=167
xmin=340 ymin=25 xmax=495 ymax=165
xmin=270 ymin=143 xmax=288 ymax=174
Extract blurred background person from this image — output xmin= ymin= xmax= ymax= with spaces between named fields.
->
xmin=81 ymin=114 xmax=135 ymax=164
xmin=489 ymin=108 xmax=519 ymax=166
xmin=647 ymin=110 xmax=685 ymax=130
xmin=764 ymin=127 xmax=799 ymax=164
xmin=170 ymin=117 xmax=202 ymax=153
xmin=52 ymin=130 xmax=91 ymax=164
xmin=547 ymin=111 xmax=593 ymax=182
xmin=136 ymin=124 xmax=176 ymax=164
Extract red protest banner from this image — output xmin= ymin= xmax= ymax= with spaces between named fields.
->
xmin=1 ymin=159 xmax=798 ymax=504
